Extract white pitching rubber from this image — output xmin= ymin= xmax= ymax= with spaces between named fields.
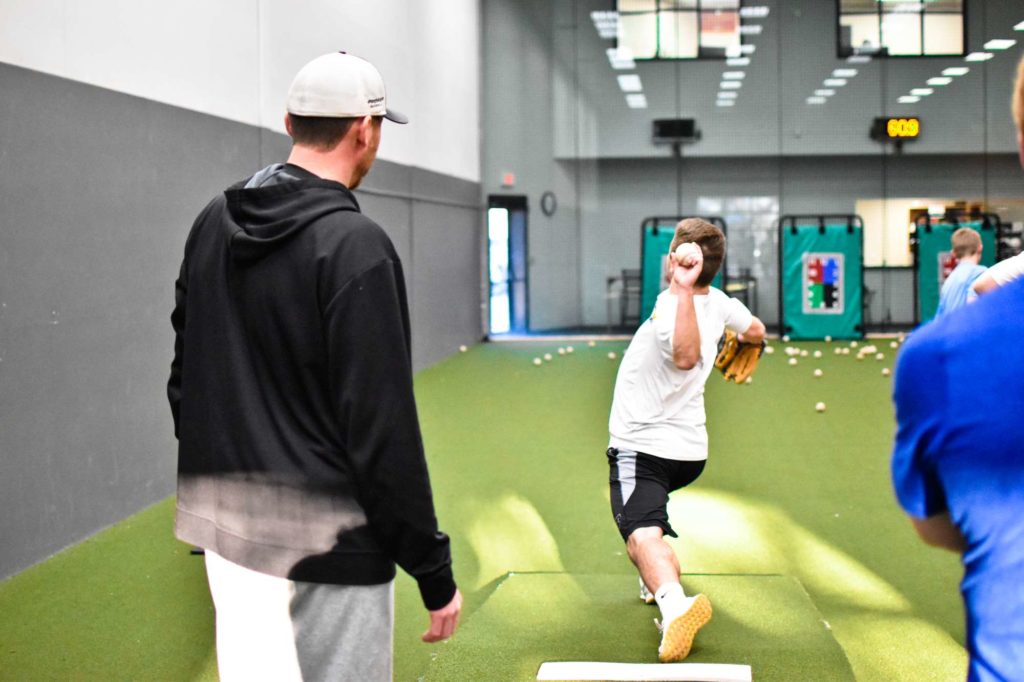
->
xmin=536 ymin=662 xmax=752 ymax=682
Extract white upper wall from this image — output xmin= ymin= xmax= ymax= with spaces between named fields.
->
xmin=0 ymin=0 xmax=481 ymax=181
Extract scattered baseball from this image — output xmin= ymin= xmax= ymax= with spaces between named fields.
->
xmin=875 ymin=353 xmax=884 ymax=361
xmin=533 ymin=357 xmax=542 ymax=366
xmin=813 ymin=368 xmax=823 ymax=377
xmin=558 ymin=347 xmax=566 ymax=355
xmin=588 ymin=340 xmax=596 ymax=347
xmin=782 ymin=335 xmax=791 ymax=343
xmin=608 ymin=351 xmax=617 ymax=360
xmin=815 ymin=401 xmax=826 ymax=413
xmin=788 ymin=357 xmax=798 ymax=366
xmin=890 ymin=341 xmax=898 ymax=349
xmin=834 ymin=348 xmax=842 ymax=355
xmin=764 ymin=345 xmax=775 ymax=355
xmin=459 ymin=345 xmax=468 ymax=353
xmin=824 ymin=335 xmax=832 ymax=343
xmin=850 ymin=341 xmax=859 ymax=348
xmin=813 ymin=350 xmax=822 ymax=358
xmin=841 ymin=348 xmax=850 ymax=355
xmin=882 ymin=367 xmax=891 ymax=376
xmin=544 ymin=353 xmax=552 ymax=362
xmin=745 ymin=377 xmax=753 ymax=384
xmin=566 ymin=346 xmax=574 ymax=353
xmin=800 ymin=350 xmax=809 ymax=357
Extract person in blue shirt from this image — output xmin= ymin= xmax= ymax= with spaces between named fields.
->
xmin=934 ymin=227 xmax=986 ymax=318
xmin=891 ymin=53 xmax=1024 ymax=682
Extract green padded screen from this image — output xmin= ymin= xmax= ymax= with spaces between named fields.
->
xmin=915 ymin=221 xmax=997 ymax=323
xmin=641 ymin=225 xmax=723 ymax=321
xmin=781 ymin=224 xmax=863 ymax=340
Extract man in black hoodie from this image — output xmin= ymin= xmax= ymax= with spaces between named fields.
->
xmin=168 ymin=52 xmax=460 ymax=681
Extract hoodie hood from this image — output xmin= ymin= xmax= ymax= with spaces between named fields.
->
xmin=225 ymin=163 xmax=360 ymax=262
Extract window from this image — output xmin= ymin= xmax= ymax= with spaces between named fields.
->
xmin=617 ymin=0 xmax=742 ymax=60
xmin=838 ymin=0 xmax=965 ymax=58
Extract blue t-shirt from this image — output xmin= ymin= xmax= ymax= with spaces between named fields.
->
xmin=892 ymin=277 xmax=1024 ymax=681
xmin=935 ymin=260 xmax=986 ymax=318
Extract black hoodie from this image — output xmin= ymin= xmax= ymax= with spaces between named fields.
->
xmin=168 ymin=164 xmax=455 ymax=610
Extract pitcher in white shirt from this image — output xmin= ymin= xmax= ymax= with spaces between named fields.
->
xmin=607 ymin=218 xmax=765 ymax=662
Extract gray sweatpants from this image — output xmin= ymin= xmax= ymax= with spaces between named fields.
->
xmin=205 ymin=551 xmax=394 ymax=682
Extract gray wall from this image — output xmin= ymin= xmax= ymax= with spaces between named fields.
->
xmin=0 ymin=63 xmax=481 ymax=580
xmin=483 ymin=0 xmax=1024 ymax=331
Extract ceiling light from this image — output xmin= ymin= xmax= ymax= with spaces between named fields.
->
xmin=716 ymin=100 xmax=736 ymax=107
xmin=833 ymin=69 xmax=858 ymax=78
xmin=1015 ymin=20 xmax=1024 ymax=31
xmin=806 ymin=96 xmax=827 ymax=105
xmin=927 ymin=77 xmax=953 ymax=86
xmin=847 ymin=55 xmax=872 ymax=64
xmin=626 ymin=94 xmax=648 ymax=109
xmin=815 ymin=89 xmax=836 ymax=97
xmin=942 ymin=67 xmax=970 ymax=76
xmin=740 ymin=25 xmax=763 ymax=35
xmin=740 ymin=44 xmax=756 ymax=55
xmin=722 ymin=71 xmax=746 ymax=80
xmin=740 ymin=6 xmax=770 ymax=19
xmin=720 ymin=81 xmax=742 ymax=89
xmin=606 ymin=48 xmax=635 ymax=70
xmin=823 ymin=78 xmax=847 ymax=87
xmin=984 ymin=39 xmax=1016 ymax=50
xmin=965 ymin=52 xmax=994 ymax=62
xmin=898 ymin=96 xmax=921 ymax=104
xmin=617 ymin=74 xmax=643 ymax=92
xmin=717 ymin=91 xmax=738 ymax=100
xmin=727 ymin=57 xmax=751 ymax=67
xmin=910 ymin=88 xmax=934 ymax=96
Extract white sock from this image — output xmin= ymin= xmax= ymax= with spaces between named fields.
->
xmin=654 ymin=582 xmax=687 ymax=623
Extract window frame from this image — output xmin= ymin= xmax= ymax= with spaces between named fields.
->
xmin=835 ymin=0 xmax=967 ymax=59
xmin=615 ymin=0 xmax=746 ymax=62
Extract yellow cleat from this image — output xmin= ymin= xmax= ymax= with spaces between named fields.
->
xmin=657 ymin=594 xmax=712 ymax=662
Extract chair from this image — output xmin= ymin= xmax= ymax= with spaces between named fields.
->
xmin=620 ymin=269 xmax=642 ymax=329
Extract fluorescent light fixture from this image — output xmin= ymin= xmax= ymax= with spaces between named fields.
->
xmin=806 ymin=96 xmax=827 ymax=105
xmin=617 ymin=74 xmax=643 ymax=92
xmin=833 ymin=69 xmax=858 ymax=78
xmin=984 ymin=39 xmax=1016 ymax=50
xmin=898 ymin=96 xmax=921 ymax=104
xmin=1015 ymin=20 xmax=1024 ymax=31
xmin=726 ymin=57 xmax=751 ymax=66
xmin=965 ymin=52 xmax=994 ymax=62
xmin=910 ymin=88 xmax=934 ymax=96
xmin=823 ymin=78 xmax=847 ymax=87
xmin=626 ymin=94 xmax=648 ymax=109
xmin=942 ymin=67 xmax=970 ymax=76
xmin=740 ymin=6 xmax=770 ymax=19
xmin=606 ymin=47 xmax=635 ymax=70
xmin=740 ymin=25 xmax=763 ymax=35
xmin=928 ymin=204 xmax=946 ymax=216
xmin=847 ymin=55 xmax=872 ymax=64
xmin=720 ymin=81 xmax=742 ymax=89
xmin=717 ymin=91 xmax=738 ymax=100
xmin=722 ymin=71 xmax=746 ymax=80
xmin=927 ymin=77 xmax=953 ymax=86
xmin=815 ymin=89 xmax=836 ymax=97
xmin=740 ymin=44 xmax=756 ymax=55
xmin=716 ymin=100 xmax=736 ymax=107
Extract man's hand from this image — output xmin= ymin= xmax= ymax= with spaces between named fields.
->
xmin=669 ymin=243 xmax=703 ymax=292
xmin=422 ymin=589 xmax=462 ymax=643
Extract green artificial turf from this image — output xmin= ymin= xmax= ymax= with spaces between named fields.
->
xmin=424 ymin=573 xmax=854 ymax=681
xmin=0 ymin=338 xmax=968 ymax=681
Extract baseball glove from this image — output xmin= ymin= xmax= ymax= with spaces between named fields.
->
xmin=714 ymin=329 xmax=765 ymax=384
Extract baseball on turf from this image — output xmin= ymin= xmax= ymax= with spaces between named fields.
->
xmin=788 ymin=357 xmax=798 ymax=366
xmin=875 ymin=353 xmax=884 ymax=360
xmin=782 ymin=335 xmax=791 ymax=343
xmin=764 ymin=345 xmax=775 ymax=354
xmin=566 ymin=346 xmax=574 ymax=353
xmin=588 ymin=340 xmax=596 ymax=347
xmin=533 ymin=357 xmax=542 ymax=366
xmin=459 ymin=345 xmax=468 ymax=353
xmin=544 ymin=353 xmax=552 ymax=361
xmin=882 ymin=367 xmax=891 ymax=376
xmin=824 ymin=335 xmax=832 ymax=343
xmin=813 ymin=350 xmax=822 ymax=358
xmin=800 ymin=350 xmax=809 ymax=357
xmin=815 ymin=401 xmax=826 ymax=412
xmin=558 ymin=347 xmax=566 ymax=355
xmin=890 ymin=341 xmax=898 ymax=349
xmin=608 ymin=351 xmax=617 ymax=360
xmin=814 ymin=368 xmax=823 ymax=377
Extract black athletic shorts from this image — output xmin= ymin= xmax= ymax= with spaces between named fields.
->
xmin=607 ymin=447 xmax=706 ymax=542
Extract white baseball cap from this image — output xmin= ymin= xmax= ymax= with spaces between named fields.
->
xmin=286 ymin=52 xmax=408 ymax=124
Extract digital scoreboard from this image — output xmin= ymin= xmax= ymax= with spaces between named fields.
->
xmin=871 ymin=117 xmax=921 ymax=143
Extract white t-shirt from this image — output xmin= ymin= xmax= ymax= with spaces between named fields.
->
xmin=608 ymin=287 xmax=753 ymax=461
xmin=984 ymin=252 xmax=1024 ymax=287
